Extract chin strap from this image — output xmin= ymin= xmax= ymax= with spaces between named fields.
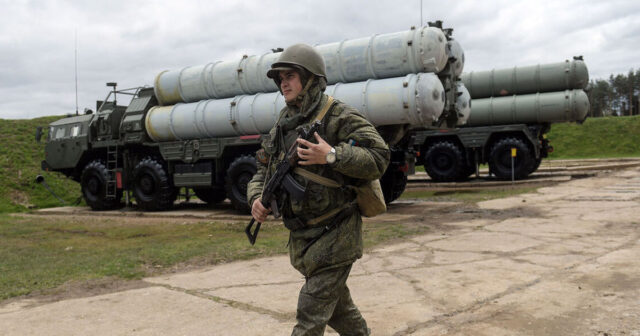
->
xmin=291 ymin=74 xmax=316 ymax=106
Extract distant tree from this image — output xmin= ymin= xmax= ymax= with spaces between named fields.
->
xmin=587 ymin=79 xmax=614 ymax=117
xmin=609 ymin=70 xmax=638 ymax=116
xmin=628 ymin=70 xmax=638 ymax=116
xmin=633 ymin=69 xmax=640 ymax=115
xmin=610 ymin=73 xmax=628 ymax=116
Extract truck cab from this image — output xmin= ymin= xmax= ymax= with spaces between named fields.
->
xmin=42 ymin=114 xmax=93 ymax=178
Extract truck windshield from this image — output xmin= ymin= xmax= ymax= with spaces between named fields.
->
xmin=54 ymin=127 xmax=66 ymax=139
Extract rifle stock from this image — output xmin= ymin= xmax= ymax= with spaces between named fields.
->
xmin=245 ymin=218 xmax=261 ymax=245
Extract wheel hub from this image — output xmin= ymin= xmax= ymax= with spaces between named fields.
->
xmin=435 ymin=154 xmax=452 ymax=169
xmin=237 ymin=173 xmax=252 ymax=194
xmin=138 ymin=174 xmax=155 ymax=194
xmin=87 ymin=177 xmax=100 ymax=195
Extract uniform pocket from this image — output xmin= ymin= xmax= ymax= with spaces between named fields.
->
xmin=305 ymin=182 xmax=331 ymax=214
xmin=290 ymin=181 xmax=332 ymax=219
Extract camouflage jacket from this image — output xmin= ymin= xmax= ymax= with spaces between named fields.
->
xmin=247 ymin=93 xmax=390 ymax=277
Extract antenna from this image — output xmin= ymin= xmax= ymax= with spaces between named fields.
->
xmin=420 ymin=0 xmax=423 ymax=27
xmin=75 ymin=29 xmax=78 ymax=116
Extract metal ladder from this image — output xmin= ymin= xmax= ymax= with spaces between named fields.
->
xmin=106 ymin=146 xmax=118 ymax=199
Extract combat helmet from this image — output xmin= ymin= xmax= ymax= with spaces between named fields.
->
xmin=267 ymin=43 xmax=326 ymax=80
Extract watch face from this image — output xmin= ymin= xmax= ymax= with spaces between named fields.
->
xmin=326 ymin=152 xmax=336 ymax=164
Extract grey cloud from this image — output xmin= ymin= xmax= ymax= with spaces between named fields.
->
xmin=2 ymin=0 xmax=640 ymax=119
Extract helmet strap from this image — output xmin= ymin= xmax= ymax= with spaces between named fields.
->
xmin=294 ymin=74 xmax=316 ymax=106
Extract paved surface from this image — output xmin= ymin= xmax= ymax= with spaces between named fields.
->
xmin=2 ymin=167 xmax=640 ymax=335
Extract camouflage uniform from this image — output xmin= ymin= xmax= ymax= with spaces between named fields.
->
xmin=247 ymin=76 xmax=389 ymax=335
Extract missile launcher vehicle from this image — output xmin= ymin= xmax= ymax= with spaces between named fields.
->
xmin=38 ymin=22 xmax=470 ymax=212
xmin=413 ymin=57 xmax=590 ymax=181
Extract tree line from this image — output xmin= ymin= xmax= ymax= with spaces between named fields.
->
xmin=588 ymin=69 xmax=640 ymax=117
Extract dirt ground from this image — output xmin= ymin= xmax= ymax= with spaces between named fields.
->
xmin=1 ymin=165 xmax=639 ymax=335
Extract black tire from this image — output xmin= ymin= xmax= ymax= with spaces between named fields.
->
xmin=132 ymin=157 xmax=177 ymax=211
xmin=380 ymin=168 xmax=407 ymax=204
xmin=488 ymin=137 xmax=535 ymax=180
xmin=225 ymin=155 xmax=256 ymax=213
xmin=459 ymin=162 xmax=477 ymax=180
xmin=193 ymin=187 xmax=226 ymax=205
xmin=527 ymin=157 xmax=542 ymax=175
xmin=423 ymin=141 xmax=465 ymax=182
xmin=80 ymin=160 xmax=122 ymax=210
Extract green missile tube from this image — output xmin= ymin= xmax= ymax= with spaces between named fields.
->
xmin=465 ymin=89 xmax=590 ymax=126
xmin=461 ymin=58 xmax=589 ymax=99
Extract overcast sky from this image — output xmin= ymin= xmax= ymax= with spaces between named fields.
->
xmin=2 ymin=0 xmax=640 ymax=119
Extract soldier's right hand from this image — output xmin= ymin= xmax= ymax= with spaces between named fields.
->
xmin=251 ymin=198 xmax=271 ymax=223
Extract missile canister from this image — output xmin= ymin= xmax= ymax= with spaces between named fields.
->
xmin=145 ymin=73 xmax=447 ymax=142
xmin=454 ymin=82 xmax=471 ymax=125
xmin=448 ymin=38 xmax=465 ymax=78
xmin=465 ymin=89 xmax=589 ymax=127
xmin=461 ymin=58 xmax=589 ymax=99
xmin=153 ymin=26 xmax=449 ymax=106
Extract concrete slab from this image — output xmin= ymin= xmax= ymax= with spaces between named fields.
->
xmin=484 ymin=216 xmax=605 ymax=238
xmin=349 ymin=273 xmax=442 ymax=335
xmin=207 ymin=281 xmax=300 ymax=317
xmin=359 ymin=253 xmax=426 ymax=273
xmin=429 ymin=251 xmax=493 ymax=265
xmin=424 ymin=231 xmax=543 ymax=253
xmin=0 ymin=286 xmax=293 ymax=336
xmin=396 ymin=259 xmax=549 ymax=310
xmin=146 ymin=256 xmax=301 ymax=290
xmin=514 ymin=253 xmax=589 ymax=268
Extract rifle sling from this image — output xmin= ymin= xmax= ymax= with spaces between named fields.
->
xmin=293 ymin=167 xmax=341 ymax=188
xmin=301 ymin=203 xmax=356 ymax=256
xmin=314 ymin=95 xmax=335 ymax=122
xmin=291 ymin=167 xmax=350 ymax=226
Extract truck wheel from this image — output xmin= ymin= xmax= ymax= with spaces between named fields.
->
xmin=132 ymin=157 xmax=177 ymax=211
xmin=488 ymin=138 xmax=534 ymax=180
xmin=527 ymin=157 xmax=542 ymax=175
xmin=193 ymin=187 xmax=226 ymax=205
xmin=459 ymin=162 xmax=477 ymax=180
xmin=424 ymin=141 xmax=465 ymax=182
xmin=80 ymin=160 xmax=122 ymax=210
xmin=225 ymin=155 xmax=256 ymax=214
xmin=380 ymin=168 xmax=407 ymax=204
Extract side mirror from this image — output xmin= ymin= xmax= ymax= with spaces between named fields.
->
xmin=35 ymin=126 xmax=43 ymax=143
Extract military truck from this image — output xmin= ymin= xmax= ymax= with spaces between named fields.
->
xmin=39 ymin=22 xmax=471 ymax=212
xmin=40 ymin=85 xmax=266 ymax=212
xmin=414 ymin=57 xmax=590 ymax=181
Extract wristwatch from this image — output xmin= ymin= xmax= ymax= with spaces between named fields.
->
xmin=325 ymin=147 xmax=336 ymax=165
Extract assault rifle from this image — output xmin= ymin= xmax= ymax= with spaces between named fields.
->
xmin=245 ymin=121 xmax=323 ymax=245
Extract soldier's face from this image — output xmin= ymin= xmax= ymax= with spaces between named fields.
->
xmin=279 ymin=70 xmax=303 ymax=104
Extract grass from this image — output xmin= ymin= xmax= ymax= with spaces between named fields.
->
xmin=546 ymin=115 xmax=640 ymax=159
xmin=0 ymin=214 xmax=289 ymax=301
xmin=0 ymin=116 xmax=83 ymax=213
xmin=0 ymin=185 xmax=534 ymax=302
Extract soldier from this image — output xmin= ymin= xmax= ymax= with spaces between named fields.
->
xmin=247 ymin=43 xmax=389 ymax=336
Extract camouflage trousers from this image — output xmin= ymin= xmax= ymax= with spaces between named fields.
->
xmin=291 ymin=264 xmax=370 ymax=336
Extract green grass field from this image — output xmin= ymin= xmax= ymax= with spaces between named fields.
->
xmin=0 ymin=214 xmax=288 ymax=300
xmin=0 ymin=116 xmax=83 ymax=213
xmin=547 ymin=115 xmax=640 ymax=159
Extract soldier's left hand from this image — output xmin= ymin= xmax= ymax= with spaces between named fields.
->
xmin=297 ymin=132 xmax=332 ymax=165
